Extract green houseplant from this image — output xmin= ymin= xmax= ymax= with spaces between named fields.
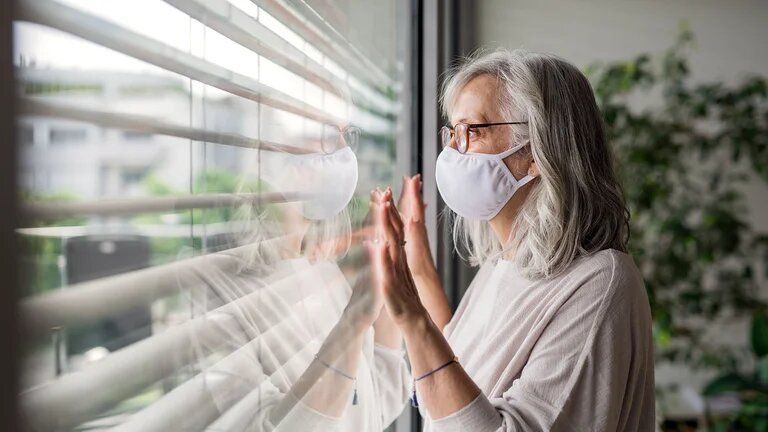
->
xmin=703 ymin=311 xmax=768 ymax=430
xmin=586 ymin=25 xmax=768 ymax=429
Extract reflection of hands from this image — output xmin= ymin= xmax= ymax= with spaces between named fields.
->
xmin=368 ymin=188 xmax=427 ymax=327
xmin=397 ymin=175 xmax=436 ymax=278
xmin=342 ymin=189 xmax=385 ymax=327
xmin=344 ymin=266 xmax=383 ymax=328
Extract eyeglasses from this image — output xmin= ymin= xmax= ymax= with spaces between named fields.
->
xmin=439 ymin=121 xmax=528 ymax=154
xmin=321 ymin=124 xmax=361 ymax=154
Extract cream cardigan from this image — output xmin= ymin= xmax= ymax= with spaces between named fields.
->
xmin=420 ymin=249 xmax=656 ymax=432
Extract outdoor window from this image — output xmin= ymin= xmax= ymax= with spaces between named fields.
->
xmin=14 ymin=0 xmax=414 ymax=430
xmin=48 ymin=127 xmax=86 ymax=145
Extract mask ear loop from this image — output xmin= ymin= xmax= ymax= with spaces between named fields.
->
xmin=497 ymin=139 xmax=537 ymax=185
xmin=495 ymin=139 xmax=530 ymax=159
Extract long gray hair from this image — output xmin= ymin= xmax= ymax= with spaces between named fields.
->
xmin=440 ymin=48 xmax=630 ymax=280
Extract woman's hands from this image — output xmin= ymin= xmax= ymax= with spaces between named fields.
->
xmin=365 ymin=185 xmax=481 ymax=421
xmin=343 ymin=190 xmax=386 ymax=328
xmin=397 ymin=175 xmax=437 ymax=279
xmin=367 ymin=187 xmax=429 ymax=328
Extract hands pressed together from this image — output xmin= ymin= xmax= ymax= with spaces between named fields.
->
xmin=345 ymin=175 xmax=477 ymax=420
xmin=367 ymin=185 xmax=426 ymax=328
xmin=347 ymin=174 xmax=435 ymax=329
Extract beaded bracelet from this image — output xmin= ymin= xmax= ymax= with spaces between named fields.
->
xmin=314 ymin=354 xmax=358 ymax=405
xmin=410 ymin=356 xmax=459 ymax=407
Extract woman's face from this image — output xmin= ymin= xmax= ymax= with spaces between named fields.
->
xmin=449 ymin=74 xmax=535 ymax=180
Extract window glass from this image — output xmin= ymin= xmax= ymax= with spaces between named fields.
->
xmin=15 ymin=0 xmax=413 ymax=430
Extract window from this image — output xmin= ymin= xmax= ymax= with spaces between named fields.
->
xmin=15 ymin=0 xmax=414 ymax=430
xmin=19 ymin=124 xmax=34 ymax=145
xmin=49 ymin=127 xmax=86 ymax=145
xmin=121 ymin=131 xmax=153 ymax=141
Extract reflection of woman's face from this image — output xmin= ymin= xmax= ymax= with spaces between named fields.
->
xmin=450 ymin=74 xmax=532 ymax=180
xmin=267 ymin=121 xmax=358 ymax=224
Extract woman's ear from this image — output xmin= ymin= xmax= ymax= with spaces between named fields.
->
xmin=528 ymin=161 xmax=540 ymax=178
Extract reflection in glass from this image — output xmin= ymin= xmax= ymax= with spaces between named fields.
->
xmin=15 ymin=0 xmax=412 ymax=430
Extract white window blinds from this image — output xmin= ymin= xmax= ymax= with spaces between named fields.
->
xmin=15 ymin=0 xmax=413 ymax=430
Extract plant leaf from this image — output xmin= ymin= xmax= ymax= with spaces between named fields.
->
xmin=752 ymin=311 xmax=768 ymax=357
xmin=703 ymin=373 xmax=750 ymax=396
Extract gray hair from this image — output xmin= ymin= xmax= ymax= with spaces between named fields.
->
xmin=440 ymin=48 xmax=630 ymax=280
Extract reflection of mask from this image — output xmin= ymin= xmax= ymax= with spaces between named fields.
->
xmin=263 ymin=147 xmax=358 ymax=220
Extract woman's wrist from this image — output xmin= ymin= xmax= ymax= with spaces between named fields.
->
xmin=398 ymin=305 xmax=433 ymax=336
xmin=404 ymin=222 xmax=435 ymax=275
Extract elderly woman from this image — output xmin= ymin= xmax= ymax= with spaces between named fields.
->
xmin=368 ymin=49 xmax=655 ymax=431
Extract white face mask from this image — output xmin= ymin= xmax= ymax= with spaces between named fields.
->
xmin=435 ymin=142 xmax=535 ymax=220
xmin=263 ymin=147 xmax=358 ymax=220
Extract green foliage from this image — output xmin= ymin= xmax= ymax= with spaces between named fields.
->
xmin=19 ymin=192 xmax=87 ymax=296
xmin=588 ymin=26 xmax=768 ymax=366
xmin=704 ymin=312 xmax=768 ymax=429
xmin=753 ymin=312 xmax=768 ymax=358
xmin=142 ymin=173 xmax=175 ymax=197
xmin=588 ymin=25 xmax=768 ymax=429
xmin=136 ymin=168 xmax=268 ymax=225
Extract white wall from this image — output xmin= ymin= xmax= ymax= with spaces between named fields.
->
xmin=475 ymin=0 xmax=768 ymax=85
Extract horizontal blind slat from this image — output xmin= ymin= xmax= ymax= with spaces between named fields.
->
xmin=162 ymin=0 xmax=397 ymax=117
xmin=19 ymin=98 xmax=319 ymax=155
xmin=17 ymin=0 xmax=344 ymax=126
xmin=252 ymin=0 xmax=394 ymax=92
xmin=111 ymin=318 xmax=318 ymax=432
xmin=22 ymin=191 xmax=305 ymax=220
xmin=22 ymin=263 xmax=336 ymax=431
xmin=20 ymin=236 xmax=294 ymax=336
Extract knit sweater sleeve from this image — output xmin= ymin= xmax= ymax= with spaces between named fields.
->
xmin=427 ymin=252 xmax=655 ymax=432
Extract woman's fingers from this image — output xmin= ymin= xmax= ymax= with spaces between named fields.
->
xmin=408 ymin=174 xmax=425 ymax=222
xmin=370 ymin=185 xmax=416 ymax=274
xmin=384 ymin=187 xmax=404 ymax=240
xmin=397 ymin=174 xmax=422 ymax=223
xmin=397 ymin=176 xmax=409 ymax=210
xmin=397 ymin=174 xmax=420 ymax=218
xmin=380 ymin=202 xmax=402 ymax=263
xmin=371 ymin=189 xmax=386 ymax=242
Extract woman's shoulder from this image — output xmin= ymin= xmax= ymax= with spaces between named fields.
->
xmin=572 ymin=248 xmax=640 ymax=280
xmin=558 ymin=248 xmax=647 ymax=310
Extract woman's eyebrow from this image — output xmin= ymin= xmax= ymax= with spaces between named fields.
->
xmin=453 ymin=114 xmax=489 ymax=126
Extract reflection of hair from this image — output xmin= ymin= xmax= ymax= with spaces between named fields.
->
xmin=440 ymin=48 xmax=630 ymax=279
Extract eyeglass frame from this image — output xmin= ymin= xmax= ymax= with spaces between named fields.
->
xmin=440 ymin=121 xmax=529 ymax=154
